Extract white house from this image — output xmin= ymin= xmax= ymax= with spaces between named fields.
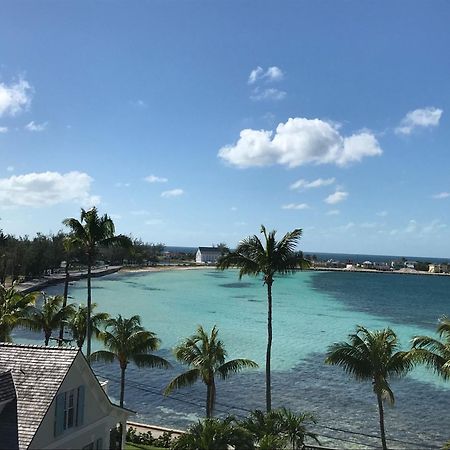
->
xmin=0 ymin=343 xmax=132 ymax=450
xmin=195 ymin=247 xmax=222 ymax=264
xmin=429 ymin=263 xmax=449 ymax=274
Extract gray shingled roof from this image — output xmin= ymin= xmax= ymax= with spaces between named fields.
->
xmin=198 ymin=247 xmax=222 ymax=252
xmin=0 ymin=343 xmax=78 ymax=450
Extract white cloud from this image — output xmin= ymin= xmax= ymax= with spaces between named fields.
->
xmin=0 ymin=171 xmax=99 ymax=207
xmin=218 ymin=118 xmax=382 ymax=168
xmin=281 ymin=203 xmax=309 ymax=210
xmin=248 ymin=67 xmax=264 ymax=84
xmin=325 ymin=191 xmax=348 ymax=205
xmin=115 ymin=182 xmax=130 ymax=188
xmin=25 ymin=121 xmax=47 ymax=132
xmin=131 ymin=99 xmax=147 ymax=108
xmin=290 ymin=177 xmax=335 ymax=190
xmin=376 ymin=210 xmax=388 ymax=217
xmin=405 ymin=219 xmax=417 ymax=233
xmin=432 ymin=192 xmax=450 ymax=199
xmin=145 ymin=219 xmax=163 ymax=225
xmin=360 ymin=222 xmax=377 ymax=228
xmin=248 ymin=66 xmax=284 ymax=84
xmin=231 ymin=206 xmax=238 ymax=211
xmin=250 ymin=88 xmax=286 ymax=101
xmin=265 ymin=66 xmax=284 ymax=82
xmin=395 ymin=107 xmax=443 ymax=135
xmin=0 ymin=78 xmax=32 ymax=117
xmin=131 ymin=210 xmax=150 ymax=216
xmin=0 ymin=126 xmax=8 ymax=133
xmin=145 ymin=175 xmax=168 ymax=183
xmin=6 ymin=166 xmax=14 ymax=172
xmin=161 ymin=188 xmax=184 ymax=198
xmin=339 ymin=222 xmax=355 ymax=231
xmin=326 ymin=209 xmax=340 ymax=216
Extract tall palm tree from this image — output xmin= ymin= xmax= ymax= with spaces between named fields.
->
xmin=411 ymin=316 xmax=450 ymax=380
xmin=0 ymin=285 xmax=37 ymax=342
xmin=217 ymin=225 xmax=307 ymax=411
xmin=27 ymin=294 xmax=75 ymax=345
xmin=165 ymin=325 xmax=258 ymax=418
xmin=58 ymin=237 xmax=74 ymax=346
xmin=69 ymin=303 xmax=109 ymax=349
xmin=63 ymin=207 xmax=131 ymax=357
xmin=325 ymin=326 xmax=413 ymax=450
xmin=90 ymin=315 xmax=170 ymax=407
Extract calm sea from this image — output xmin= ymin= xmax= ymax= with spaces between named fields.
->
xmin=17 ymin=269 xmax=450 ymax=449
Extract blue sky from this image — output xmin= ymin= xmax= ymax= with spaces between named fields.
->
xmin=1 ymin=1 xmax=449 ymax=257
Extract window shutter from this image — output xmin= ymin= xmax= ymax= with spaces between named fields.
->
xmin=54 ymin=392 xmax=66 ymax=436
xmin=76 ymin=385 xmax=85 ymax=426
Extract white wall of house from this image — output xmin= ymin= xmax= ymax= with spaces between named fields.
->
xmin=30 ymin=353 xmax=129 ymax=450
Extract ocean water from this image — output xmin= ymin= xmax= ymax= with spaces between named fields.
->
xmin=19 ymin=269 xmax=450 ymax=448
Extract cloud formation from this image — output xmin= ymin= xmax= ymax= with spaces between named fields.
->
xmin=25 ymin=121 xmax=47 ymax=132
xmin=325 ymin=191 xmax=348 ymax=204
xmin=248 ymin=66 xmax=284 ymax=84
xmin=326 ymin=209 xmax=340 ymax=216
xmin=0 ymin=126 xmax=7 ymax=133
xmin=218 ymin=118 xmax=382 ymax=168
xmin=281 ymin=203 xmax=309 ymax=210
xmin=395 ymin=107 xmax=443 ymax=135
xmin=432 ymin=192 xmax=450 ymax=199
xmin=290 ymin=177 xmax=335 ymax=190
xmin=0 ymin=171 xmax=99 ymax=207
xmin=0 ymin=78 xmax=32 ymax=117
xmin=145 ymin=175 xmax=168 ymax=183
xmin=161 ymin=188 xmax=184 ymax=198
xmin=250 ymin=88 xmax=286 ymax=102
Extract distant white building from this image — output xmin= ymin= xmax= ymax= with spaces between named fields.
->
xmin=429 ymin=263 xmax=448 ymax=273
xmin=196 ymin=247 xmax=222 ymax=264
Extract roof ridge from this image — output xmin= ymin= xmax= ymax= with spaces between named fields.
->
xmin=0 ymin=342 xmax=79 ymax=352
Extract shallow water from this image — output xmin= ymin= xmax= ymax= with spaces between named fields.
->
xmin=18 ymin=269 xmax=450 ymax=448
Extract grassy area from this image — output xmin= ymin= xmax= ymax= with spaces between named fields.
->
xmin=125 ymin=443 xmax=167 ymax=450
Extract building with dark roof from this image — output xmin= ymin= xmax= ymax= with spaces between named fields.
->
xmin=0 ymin=343 xmax=132 ymax=450
xmin=195 ymin=247 xmax=222 ymax=264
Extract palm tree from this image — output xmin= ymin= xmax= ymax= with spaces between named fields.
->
xmin=278 ymin=407 xmax=319 ymax=450
xmin=0 ymin=285 xmax=37 ymax=342
xmin=27 ymin=294 xmax=75 ymax=345
xmin=90 ymin=315 xmax=170 ymax=407
xmin=63 ymin=207 xmax=131 ymax=357
xmin=165 ymin=325 xmax=258 ymax=418
xmin=411 ymin=316 xmax=450 ymax=380
xmin=325 ymin=326 xmax=413 ymax=450
xmin=217 ymin=225 xmax=307 ymax=411
xmin=172 ymin=417 xmax=254 ymax=450
xmin=58 ymin=237 xmax=75 ymax=346
xmin=69 ymin=303 xmax=109 ymax=348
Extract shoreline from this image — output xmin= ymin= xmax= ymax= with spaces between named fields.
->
xmin=14 ymin=263 xmax=450 ymax=295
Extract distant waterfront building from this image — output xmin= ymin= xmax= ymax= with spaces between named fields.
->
xmin=404 ymin=260 xmax=417 ymax=270
xmin=0 ymin=343 xmax=131 ymax=450
xmin=429 ymin=263 xmax=449 ymax=274
xmin=195 ymin=247 xmax=222 ymax=264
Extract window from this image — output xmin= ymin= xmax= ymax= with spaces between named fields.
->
xmin=54 ymin=385 xmax=85 ymax=436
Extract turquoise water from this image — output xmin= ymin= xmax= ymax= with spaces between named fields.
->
xmin=24 ymin=269 xmax=450 ymax=448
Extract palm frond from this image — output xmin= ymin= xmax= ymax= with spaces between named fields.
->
xmin=132 ymin=353 xmax=171 ymax=369
xmin=164 ymin=368 xmax=200 ymax=395
xmin=89 ymin=350 xmax=117 ymax=364
xmin=217 ymin=358 xmax=258 ymax=379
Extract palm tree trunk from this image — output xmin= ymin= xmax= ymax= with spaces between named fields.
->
xmin=209 ymin=377 xmax=216 ymax=418
xmin=119 ymin=365 xmax=126 ymax=450
xmin=206 ymin=382 xmax=211 ymax=418
xmin=266 ymin=280 xmax=273 ymax=412
xmin=376 ymin=392 xmax=388 ymax=450
xmin=58 ymin=262 xmax=70 ymax=346
xmin=86 ymin=256 xmax=92 ymax=358
xmin=120 ymin=365 xmax=126 ymax=407
xmin=45 ymin=332 xmax=51 ymax=346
